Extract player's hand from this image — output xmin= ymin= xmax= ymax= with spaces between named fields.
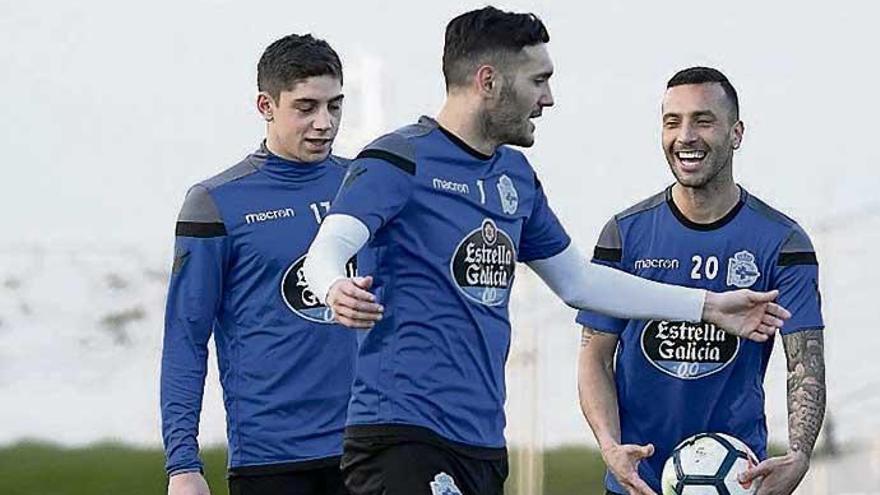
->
xmin=702 ymin=289 xmax=791 ymax=342
xmin=600 ymin=442 xmax=658 ymax=495
xmin=168 ymin=472 xmax=211 ymax=495
xmin=326 ymin=276 xmax=383 ymax=329
xmin=738 ymin=451 xmax=808 ymax=495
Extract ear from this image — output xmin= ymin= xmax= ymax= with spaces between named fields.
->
xmin=256 ymin=92 xmax=276 ymax=122
xmin=474 ymin=64 xmax=501 ymax=98
xmin=732 ymin=120 xmax=745 ymax=150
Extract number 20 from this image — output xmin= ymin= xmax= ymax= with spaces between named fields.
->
xmin=691 ymin=255 xmax=718 ymax=280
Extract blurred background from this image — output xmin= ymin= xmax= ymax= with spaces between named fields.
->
xmin=1 ymin=0 xmax=878 ymax=493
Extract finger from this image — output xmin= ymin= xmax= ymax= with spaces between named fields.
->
xmin=750 ymin=289 xmax=780 ymax=303
xmin=337 ymin=293 xmax=384 ymax=314
xmin=739 ymin=458 xmax=775 ymax=483
xmin=746 ymin=330 xmax=769 ymax=343
xmin=334 ymin=314 xmax=375 ymax=329
xmin=757 ymin=323 xmax=778 ymax=336
xmin=642 ymin=443 xmax=655 ymax=458
xmin=334 ymin=302 xmax=383 ymax=322
xmin=627 ymin=475 xmax=659 ymax=495
xmin=765 ymin=302 xmax=792 ymax=320
xmin=352 ymin=275 xmax=374 ymax=291
xmin=340 ymin=281 xmax=377 ymax=303
xmin=761 ymin=313 xmax=785 ymax=328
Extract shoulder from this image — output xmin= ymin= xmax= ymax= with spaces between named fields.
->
xmin=355 ymin=117 xmax=438 ymax=175
xmin=615 ymin=189 xmax=668 ymax=222
xmin=742 ymin=190 xmax=817 ymax=264
xmin=177 ymin=150 xmax=262 ymax=225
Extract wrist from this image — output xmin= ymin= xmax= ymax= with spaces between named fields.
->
xmin=701 ymin=291 xmax=718 ymax=323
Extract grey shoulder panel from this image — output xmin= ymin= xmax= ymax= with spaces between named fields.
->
xmin=356 ymin=121 xmax=431 ymax=175
xmin=178 ymin=185 xmax=222 ymax=223
xmin=201 ymin=159 xmax=259 ymax=190
xmin=780 ymin=224 xmax=815 ymax=254
xmin=743 ymin=193 xmax=797 ymax=228
xmin=616 ymin=190 xmax=667 ymax=221
xmin=593 ymin=217 xmax=622 ymax=263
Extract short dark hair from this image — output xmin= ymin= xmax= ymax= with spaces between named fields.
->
xmin=257 ymin=34 xmax=342 ymax=101
xmin=667 ymin=66 xmax=739 ymax=120
xmin=442 ymin=6 xmax=549 ymax=88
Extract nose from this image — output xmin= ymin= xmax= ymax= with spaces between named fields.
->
xmin=540 ymin=84 xmax=555 ymax=108
xmin=312 ymin=106 xmax=333 ymax=131
xmin=677 ymin=122 xmax=697 ymax=145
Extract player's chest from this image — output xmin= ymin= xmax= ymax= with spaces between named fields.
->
xmin=218 ymin=184 xmax=338 ymax=260
xmin=621 ymin=226 xmax=775 ymax=292
xmin=405 ymin=165 xmax=533 ymax=248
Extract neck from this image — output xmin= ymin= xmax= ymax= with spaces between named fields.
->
xmin=671 ymin=172 xmax=739 ymax=224
xmin=436 ymin=94 xmax=498 ymax=156
xmin=265 ymin=131 xmax=313 ymax=163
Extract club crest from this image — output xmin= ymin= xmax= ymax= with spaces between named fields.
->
xmin=429 ymin=472 xmax=463 ymax=495
xmin=496 ymin=174 xmax=518 ymax=215
xmin=726 ymin=250 xmax=761 ymax=288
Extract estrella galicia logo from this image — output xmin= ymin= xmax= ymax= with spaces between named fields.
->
xmin=450 ymin=218 xmax=516 ymax=306
xmin=641 ymin=320 xmax=740 ymax=380
xmin=429 ymin=472 xmax=462 ymax=495
xmin=281 ymin=254 xmax=357 ymax=323
xmin=497 ymin=174 xmax=519 ymax=215
xmin=727 ymin=250 xmax=761 ymax=288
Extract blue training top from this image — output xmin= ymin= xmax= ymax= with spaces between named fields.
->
xmin=576 ymin=186 xmax=824 ymax=493
xmin=330 ymin=116 xmax=571 ymax=449
xmin=161 ymin=143 xmax=361 ymax=475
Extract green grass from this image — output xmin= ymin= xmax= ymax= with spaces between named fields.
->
xmin=0 ymin=441 xmax=606 ymax=495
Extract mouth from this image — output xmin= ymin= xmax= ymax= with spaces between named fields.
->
xmin=304 ymin=138 xmax=332 ymax=150
xmin=674 ymin=149 xmax=707 ymax=172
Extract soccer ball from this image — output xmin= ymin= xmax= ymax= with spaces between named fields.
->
xmin=661 ymin=432 xmax=760 ymax=495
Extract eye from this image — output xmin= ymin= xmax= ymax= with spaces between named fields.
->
xmin=664 ymin=120 xmax=680 ymax=129
xmin=295 ymin=103 xmax=316 ymax=114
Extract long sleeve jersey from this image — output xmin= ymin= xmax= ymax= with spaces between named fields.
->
xmin=161 ymin=143 xmax=361 ymax=475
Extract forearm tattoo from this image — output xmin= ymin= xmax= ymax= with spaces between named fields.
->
xmin=783 ymin=329 xmax=826 ymax=457
xmin=581 ymin=327 xmax=597 ymax=347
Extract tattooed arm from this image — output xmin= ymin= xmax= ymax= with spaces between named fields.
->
xmin=784 ymin=329 xmax=826 ymax=458
xmin=578 ymin=327 xmax=657 ymax=495
xmin=741 ymin=329 xmax=826 ymax=494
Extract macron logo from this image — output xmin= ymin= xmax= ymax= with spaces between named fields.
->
xmin=634 ymin=258 xmax=680 ymax=270
xmin=244 ymin=207 xmax=295 ymax=224
xmin=433 ymin=178 xmax=470 ymax=195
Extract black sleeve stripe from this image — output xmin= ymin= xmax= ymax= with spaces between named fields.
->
xmin=356 ymin=149 xmax=416 ymax=175
xmin=593 ymin=246 xmax=622 ymax=263
xmin=778 ymin=251 xmax=818 ymax=266
xmin=176 ymin=221 xmax=227 ymax=238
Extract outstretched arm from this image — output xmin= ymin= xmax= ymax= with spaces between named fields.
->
xmin=527 ymin=244 xmax=789 ymax=342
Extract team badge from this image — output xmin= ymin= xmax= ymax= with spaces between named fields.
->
xmin=641 ymin=320 xmax=740 ymax=380
xmin=281 ymin=254 xmax=357 ymax=323
xmin=429 ymin=472 xmax=463 ymax=495
xmin=726 ymin=250 xmax=760 ymax=288
xmin=496 ymin=174 xmax=518 ymax=215
xmin=450 ymin=218 xmax=516 ymax=306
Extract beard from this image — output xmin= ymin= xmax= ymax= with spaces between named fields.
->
xmin=666 ymin=147 xmax=733 ymax=190
xmin=480 ymin=82 xmax=535 ymax=148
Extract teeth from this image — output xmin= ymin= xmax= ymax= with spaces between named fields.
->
xmin=677 ymin=151 xmax=706 ymax=160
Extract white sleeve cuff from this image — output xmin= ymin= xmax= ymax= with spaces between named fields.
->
xmin=303 ymin=214 xmax=370 ymax=305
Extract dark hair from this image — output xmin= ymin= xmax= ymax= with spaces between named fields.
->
xmin=667 ymin=66 xmax=739 ymax=120
xmin=442 ymin=6 xmax=549 ymax=88
xmin=257 ymin=34 xmax=342 ymax=101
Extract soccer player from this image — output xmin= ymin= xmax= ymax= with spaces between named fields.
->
xmin=304 ymin=9 xmax=789 ymax=495
xmin=162 ymin=34 xmax=364 ymax=495
xmin=576 ymin=67 xmax=825 ymax=495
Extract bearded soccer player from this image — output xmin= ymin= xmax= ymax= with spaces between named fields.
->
xmin=162 ymin=34 xmax=362 ymax=495
xmin=304 ymin=9 xmax=789 ymax=495
xmin=576 ymin=67 xmax=825 ymax=495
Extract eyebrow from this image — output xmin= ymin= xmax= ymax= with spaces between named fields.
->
xmin=292 ymin=94 xmax=345 ymax=105
xmin=662 ymin=110 xmax=717 ymax=120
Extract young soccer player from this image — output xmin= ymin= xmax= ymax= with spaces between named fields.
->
xmin=576 ymin=67 xmax=825 ymax=495
xmin=304 ymin=9 xmax=790 ymax=495
xmin=162 ymin=34 xmax=361 ymax=495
